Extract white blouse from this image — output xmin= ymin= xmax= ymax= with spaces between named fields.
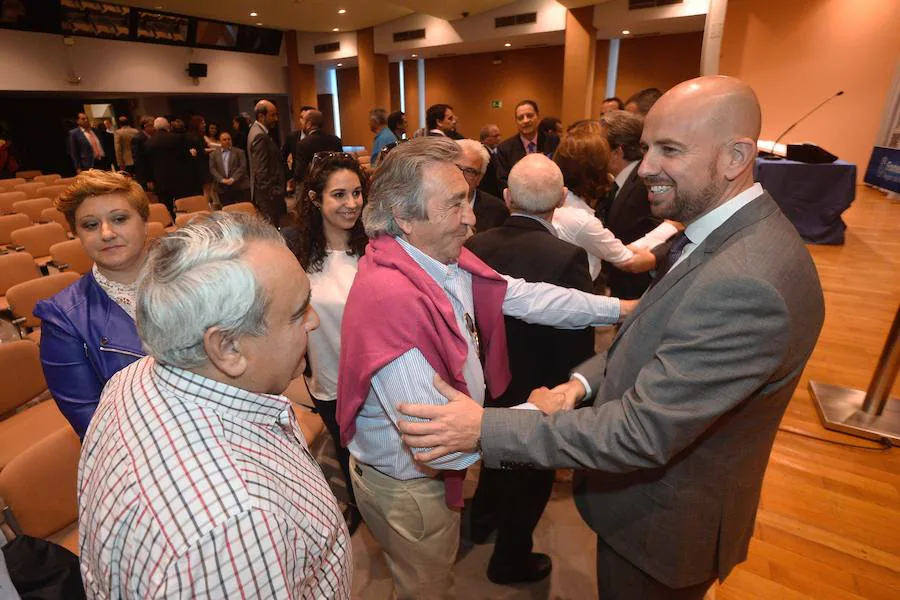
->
xmin=553 ymin=191 xmax=633 ymax=280
xmin=92 ymin=264 xmax=137 ymax=321
xmin=305 ymin=250 xmax=359 ymax=402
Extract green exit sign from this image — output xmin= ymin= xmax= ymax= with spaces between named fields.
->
xmin=491 ymin=100 xmax=503 ymax=109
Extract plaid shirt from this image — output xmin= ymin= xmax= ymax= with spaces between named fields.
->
xmin=78 ymin=357 xmax=351 ymax=599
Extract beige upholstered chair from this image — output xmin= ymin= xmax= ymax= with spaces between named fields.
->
xmin=8 ymin=223 xmax=68 ymax=267
xmin=0 ymin=191 xmax=27 ymax=214
xmin=13 ymin=182 xmax=46 ymax=199
xmin=174 ymin=210 xmax=211 ymax=228
xmin=0 ymin=252 xmax=41 ymax=311
xmin=40 ymin=207 xmax=72 ymax=234
xmin=12 ymin=197 xmax=53 ymax=222
xmin=32 ymin=174 xmax=62 ymax=185
xmin=49 ymin=239 xmax=93 ymax=274
xmin=6 ymin=271 xmax=81 ymax=343
xmin=174 ymin=195 xmax=209 ymax=213
xmin=0 ymin=213 xmax=30 ymax=246
xmin=222 ymin=202 xmax=257 ymax=216
xmin=148 ymin=202 xmax=173 ymax=227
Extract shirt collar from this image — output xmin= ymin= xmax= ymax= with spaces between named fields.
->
xmin=614 ymin=160 xmax=640 ymax=190
xmin=510 ymin=212 xmax=556 ymax=235
xmin=152 ymin=360 xmax=290 ymax=425
xmin=519 ymin=133 xmax=538 ymax=148
xmin=395 ymin=235 xmax=459 ymax=286
xmin=684 ymin=182 xmax=764 ymax=247
xmin=255 ymin=121 xmax=269 ymax=135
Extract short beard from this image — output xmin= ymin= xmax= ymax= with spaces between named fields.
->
xmin=653 ymin=162 xmax=725 ymax=223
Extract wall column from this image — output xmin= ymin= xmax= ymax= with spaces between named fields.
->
xmin=357 ymin=27 xmax=390 ymax=111
xmin=700 ymin=0 xmax=728 ymax=75
xmin=562 ymin=6 xmax=596 ymax=126
xmin=284 ymin=31 xmax=317 ymax=128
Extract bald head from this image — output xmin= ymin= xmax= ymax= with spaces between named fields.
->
xmin=506 ymin=154 xmax=565 ymax=215
xmin=638 ymin=76 xmax=762 ymax=224
xmin=254 ymin=99 xmax=278 ymax=129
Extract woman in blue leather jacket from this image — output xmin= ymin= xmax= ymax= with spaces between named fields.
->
xmin=34 ymin=170 xmax=149 ymax=439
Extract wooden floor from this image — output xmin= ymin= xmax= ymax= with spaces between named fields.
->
xmin=715 ymin=185 xmax=900 ymax=600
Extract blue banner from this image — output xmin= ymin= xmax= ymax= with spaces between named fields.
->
xmin=864 ymin=146 xmax=900 ymax=193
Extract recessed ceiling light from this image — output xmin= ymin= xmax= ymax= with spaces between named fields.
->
xmin=338 ymin=9 xmax=346 ymax=14
xmin=332 ymin=27 xmax=340 ymax=32
xmin=250 ymin=11 xmax=258 ymax=17
xmin=411 ymin=53 xmax=417 ymax=57
xmin=337 ymin=63 xmax=343 ymax=67
xmin=154 ymin=4 xmax=162 ymax=8
xmin=622 ymin=30 xmax=630 ymax=35
xmin=256 ymin=22 xmax=262 ymax=26
xmin=504 ymin=42 xmax=511 ymax=47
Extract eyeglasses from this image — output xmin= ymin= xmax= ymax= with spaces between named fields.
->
xmin=311 ymin=151 xmax=358 ymax=168
xmin=464 ymin=313 xmax=482 ymax=360
xmin=456 ymin=165 xmax=481 ymax=178
xmin=377 ymin=138 xmax=409 ymax=162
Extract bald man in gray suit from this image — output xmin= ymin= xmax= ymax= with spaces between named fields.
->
xmin=397 ymin=76 xmax=825 ymax=599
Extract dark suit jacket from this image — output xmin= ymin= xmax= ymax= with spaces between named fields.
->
xmin=145 ymin=131 xmax=194 ymax=198
xmin=209 ymin=147 xmax=250 ymax=192
xmin=282 ymin=128 xmax=302 ymax=175
xmin=68 ymin=128 xmax=96 ymax=171
xmin=247 ymin=121 xmax=286 ymax=204
xmin=293 ymin=129 xmax=343 ymax=182
xmin=480 ymin=192 xmax=825 ymax=588
xmin=495 ymin=132 xmax=560 ymax=191
xmin=472 ymin=189 xmax=509 ymax=233
xmin=478 ymin=149 xmax=502 ymax=198
xmin=601 ymin=164 xmax=664 ymax=299
xmin=466 ymin=216 xmax=594 ymax=408
xmin=131 ymin=130 xmax=151 ymax=186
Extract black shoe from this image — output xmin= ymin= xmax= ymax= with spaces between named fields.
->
xmin=343 ymin=504 xmax=363 ymax=537
xmin=487 ymin=552 xmax=552 ymax=585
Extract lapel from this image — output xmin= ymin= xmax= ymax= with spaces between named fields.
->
xmin=607 ymin=192 xmax=780 ymax=357
xmin=608 ymin=164 xmax=642 ymax=226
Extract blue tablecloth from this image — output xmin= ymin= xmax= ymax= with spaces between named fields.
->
xmin=755 ymin=158 xmax=856 ymax=244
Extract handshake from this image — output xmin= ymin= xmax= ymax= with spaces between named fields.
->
xmin=526 ymin=378 xmax=587 ymax=415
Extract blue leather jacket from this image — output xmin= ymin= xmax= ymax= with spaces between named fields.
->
xmin=34 ymin=271 xmax=144 ymax=439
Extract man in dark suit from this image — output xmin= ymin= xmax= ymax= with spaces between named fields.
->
xmin=209 ymin=132 xmax=250 ymax=206
xmin=495 ymin=100 xmax=560 ymax=191
xmin=426 ymin=103 xmax=463 ymax=139
xmin=455 ymin=139 xmax=509 ymax=233
xmin=293 ymin=110 xmax=342 ymax=185
xmin=131 ymin=116 xmax=155 ymax=189
xmin=477 ymin=124 xmax=503 ymax=198
xmin=598 ymin=109 xmax=666 ymax=299
xmin=68 ymin=112 xmax=104 ymax=173
xmin=248 ymin=99 xmax=287 ymax=226
xmin=465 ymin=153 xmax=594 ymax=585
xmin=397 ymin=76 xmax=826 ymax=599
xmin=145 ymin=117 xmax=194 ymax=218
xmin=282 ymin=105 xmax=315 ymax=189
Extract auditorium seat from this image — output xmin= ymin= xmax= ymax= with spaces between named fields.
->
xmin=14 ymin=170 xmax=42 ymax=181
xmin=36 ymin=185 xmax=68 ymax=201
xmin=0 ymin=191 xmax=27 ymax=214
xmin=32 ymin=174 xmax=62 ymax=185
xmin=0 ymin=213 xmax=30 ymax=247
xmin=13 ymin=182 xmax=47 ymax=199
xmin=146 ymin=221 xmax=166 ymax=241
xmin=0 ymin=178 xmax=26 ymax=191
xmin=6 ymin=271 xmax=81 ymax=343
xmin=147 ymin=202 xmax=173 ymax=227
xmin=174 ymin=195 xmax=209 ymax=213
xmin=174 ymin=210 xmax=211 ymax=228
xmin=55 ymin=177 xmax=76 ymax=186
xmin=0 ymin=340 xmax=69 ymax=471
xmin=222 ymin=202 xmax=257 ymax=216
xmin=0 ymin=252 xmax=41 ymax=312
xmin=49 ymin=239 xmax=92 ymax=275
xmin=0 ymin=426 xmax=79 ymax=555
xmin=13 ymin=197 xmax=53 ymax=222
xmin=40 ymin=207 xmax=72 ymax=234
xmin=9 ymin=222 xmax=68 ymax=267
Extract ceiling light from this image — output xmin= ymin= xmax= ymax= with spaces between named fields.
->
xmin=332 ymin=27 xmax=340 ymax=32
xmin=411 ymin=53 xmax=417 ymax=57
xmin=504 ymin=42 xmax=511 ymax=47
xmin=250 ymin=11 xmax=258 ymax=17
xmin=622 ymin=30 xmax=630 ymax=35
xmin=337 ymin=63 xmax=343 ymax=67
xmin=256 ymin=22 xmax=262 ymax=25
xmin=338 ymin=9 xmax=346 ymax=14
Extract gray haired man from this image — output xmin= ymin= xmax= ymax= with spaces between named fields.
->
xmin=336 ymin=136 xmax=636 ymax=598
xmin=78 ymin=213 xmax=351 ymax=599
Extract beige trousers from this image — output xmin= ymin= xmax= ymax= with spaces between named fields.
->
xmin=350 ymin=456 xmax=460 ymax=600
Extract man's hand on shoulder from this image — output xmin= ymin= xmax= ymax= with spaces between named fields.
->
xmin=397 ymin=375 xmax=483 ymax=462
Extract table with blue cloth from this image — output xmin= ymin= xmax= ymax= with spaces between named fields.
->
xmin=754 ymin=158 xmax=856 ymax=244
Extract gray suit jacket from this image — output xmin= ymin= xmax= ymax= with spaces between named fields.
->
xmin=247 ymin=121 xmax=285 ymax=203
xmin=209 ymin=147 xmax=250 ymax=191
xmin=481 ymin=192 xmax=824 ymax=588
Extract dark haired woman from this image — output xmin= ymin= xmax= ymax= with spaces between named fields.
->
xmin=288 ymin=152 xmax=368 ymax=534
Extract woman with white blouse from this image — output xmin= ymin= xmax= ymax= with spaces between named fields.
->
xmin=287 ymin=151 xmax=368 ymax=534
xmin=552 ymin=130 xmax=676 ymax=280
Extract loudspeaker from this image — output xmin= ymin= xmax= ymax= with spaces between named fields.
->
xmin=187 ymin=62 xmax=208 ymax=78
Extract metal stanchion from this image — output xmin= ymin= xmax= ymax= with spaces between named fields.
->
xmin=810 ymin=305 xmax=900 ymax=444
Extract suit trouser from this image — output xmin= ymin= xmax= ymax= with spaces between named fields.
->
xmin=311 ymin=397 xmax=355 ymax=506
xmin=155 ymin=191 xmax=175 ymax=219
xmin=470 ymin=466 xmax=555 ymax=565
xmin=349 ymin=456 xmax=458 ymax=600
xmin=252 ymin=190 xmax=287 ymax=227
xmin=217 ymin=185 xmax=248 ymax=207
xmin=596 ymin=537 xmax=715 ymax=600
